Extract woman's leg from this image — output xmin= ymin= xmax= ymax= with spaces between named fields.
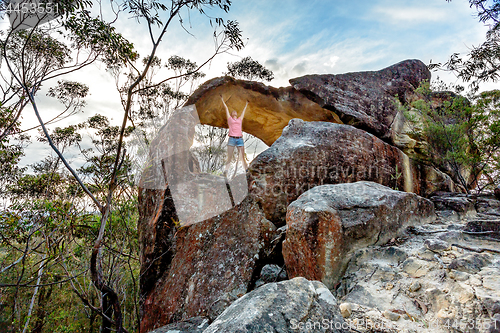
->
xmin=225 ymin=145 xmax=235 ymax=173
xmin=237 ymin=146 xmax=248 ymax=170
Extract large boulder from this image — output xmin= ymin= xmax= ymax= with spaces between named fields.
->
xmin=283 ymin=182 xmax=436 ymax=288
xmin=289 ymin=59 xmax=430 ymax=141
xmin=138 ymin=105 xmax=250 ymax=321
xmin=185 ymin=60 xmax=430 ymax=149
xmin=202 ymin=277 xmax=348 ymax=333
xmin=185 ymin=76 xmax=342 ymax=146
xmin=248 ymin=119 xmax=460 ymax=226
xmin=429 ymin=192 xmax=477 ymax=220
xmin=138 ymin=106 xmax=277 ymax=331
xmin=184 ymin=61 xmax=470 ymax=190
xmin=465 ymin=219 xmax=500 ymax=240
xmin=140 ymin=196 xmax=277 ymax=332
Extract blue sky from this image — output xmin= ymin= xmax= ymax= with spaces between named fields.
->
xmin=108 ymin=0 xmax=491 ymax=87
xmin=2 ymin=0 xmax=496 ymax=168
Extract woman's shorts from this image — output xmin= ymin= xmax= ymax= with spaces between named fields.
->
xmin=228 ymin=136 xmax=244 ymax=147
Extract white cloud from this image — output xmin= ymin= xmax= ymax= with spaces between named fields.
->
xmin=10 ymin=0 xmax=497 ymax=169
xmin=374 ymin=7 xmax=449 ymax=23
xmin=323 ymin=56 xmax=340 ymax=69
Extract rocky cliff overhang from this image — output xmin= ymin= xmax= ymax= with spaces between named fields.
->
xmin=184 ymin=76 xmax=342 ymax=146
xmin=185 ymin=59 xmax=430 ymax=147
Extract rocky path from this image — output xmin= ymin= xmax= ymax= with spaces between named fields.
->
xmin=336 ymin=194 xmax=500 ymax=333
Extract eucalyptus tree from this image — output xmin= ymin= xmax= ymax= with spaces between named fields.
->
xmin=1 ymin=0 xmax=244 ymax=331
xmin=225 ymin=56 xmax=274 ymax=81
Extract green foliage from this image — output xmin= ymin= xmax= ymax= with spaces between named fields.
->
xmin=470 ymin=89 xmax=500 ymax=187
xmin=390 ymin=165 xmax=403 ymax=191
xmin=37 ymin=125 xmax=82 ymax=151
xmin=47 ymin=81 xmax=89 ymax=107
xmin=78 ymin=114 xmax=134 ymax=199
xmin=1 ymin=188 xmax=140 ymax=333
xmin=63 ymin=12 xmax=139 ymax=69
xmin=166 ymin=55 xmax=206 ymax=82
xmin=131 ymin=55 xmax=206 ymax=130
xmin=1 ymin=0 xmax=244 ymax=330
xmin=403 ymin=80 xmax=500 ymax=191
xmin=226 ymin=56 xmax=274 ymax=81
xmin=1 ymin=112 xmax=140 ymax=332
xmin=0 ymin=135 xmax=27 ymax=198
xmin=4 ymin=29 xmax=72 ymax=75
xmin=433 ymin=0 xmax=500 ymax=90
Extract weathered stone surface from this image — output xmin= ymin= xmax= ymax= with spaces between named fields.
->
xmin=401 ymin=257 xmax=436 ymax=278
xmin=430 ymin=193 xmax=476 ymax=216
xmin=290 ymin=62 xmax=471 ymax=189
xmin=339 ymin=303 xmax=353 ymax=318
xmin=389 ymin=104 xmax=427 ymax=158
xmin=138 ymin=61 xmax=489 ymax=333
xmin=465 ymin=218 xmax=500 ymax=239
xmin=483 ymin=298 xmax=500 ymax=317
xmin=476 ymin=195 xmax=500 ymax=216
xmin=409 ymin=281 xmax=422 ymax=292
xmin=148 ymin=317 xmax=209 ymax=333
xmin=202 ymin=277 xmax=348 ymax=333
xmin=185 ymin=76 xmax=341 ymax=146
xmin=139 ymin=196 xmax=277 ymax=332
xmin=383 ymin=310 xmax=401 ymax=321
xmin=494 ymin=186 xmax=500 ymax=200
xmin=248 ymin=119 xmax=459 ymax=225
xmin=335 ymin=192 xmax=500 ymax=333
xmin=490 ymin=314 xmax=500 ymax=333
xmin=448 ymin=253 xmax=491 ymax=273
xmin=183 ymin=62 xmax=471 ymax=191
xmin=282 ymin=181 xmax=435 ymax=288
xmin=289 ymin=59 xmax=430 ymax=140
xmin=424 ymin=238 xmax=451 ymax=252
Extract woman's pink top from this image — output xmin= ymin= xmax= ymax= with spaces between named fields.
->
xmin=227 ymin=116 xmax=243 ymax=137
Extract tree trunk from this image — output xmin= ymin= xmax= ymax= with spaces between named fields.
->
xmin=101 ymin=293 xmax=113 ymax=333
xmin=30 ymin=283 xmax=53 ymax=333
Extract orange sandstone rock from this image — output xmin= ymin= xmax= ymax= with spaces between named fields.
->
xmin=185 ymin=76 xmax=342 ymax=146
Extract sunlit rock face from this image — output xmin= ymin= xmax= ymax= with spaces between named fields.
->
xmin=185 ymin=61 xmax=451 ymax=173
xmin=202 ymin=277 xmax=347 ymax=333
xmin=290 ymin=59 xmax=430 ymax=142
xmin=391 ymin=90 xmax=475 ymax=187
xmin=184 ymin=76 xmax=342 ymax=146
xmin=186 ymin=61 xmax=455 ymax=184
xmin=248 ymin=119 xmax=460 ymax=226
xmin=283 ymin=182 xmax=436 ymax=289
xmin=333 ymin=192 xmax=500 ymax=333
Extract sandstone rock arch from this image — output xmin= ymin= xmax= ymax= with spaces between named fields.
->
xmin=184 ymin=76 xmax=342 ymax=146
